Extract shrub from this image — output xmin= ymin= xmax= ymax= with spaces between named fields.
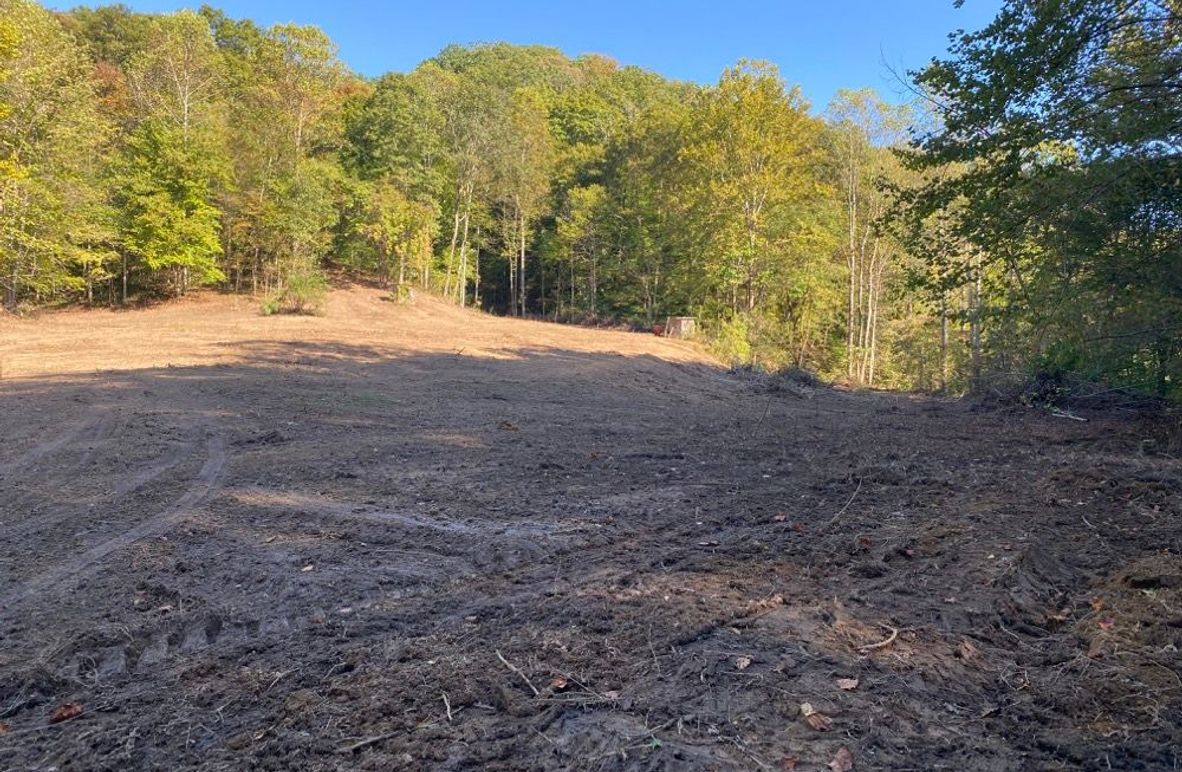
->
xmin=261 ymin=271 xmax=329 ymax=316
xmin=709 ymin=315 xmax=752 ymax=366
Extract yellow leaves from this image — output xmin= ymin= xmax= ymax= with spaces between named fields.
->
xmin=0 ymin=158 xmax=28 ymax=182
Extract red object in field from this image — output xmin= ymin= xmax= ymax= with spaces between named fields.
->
xmin=652 ymin=324 xmax=665 ymax=336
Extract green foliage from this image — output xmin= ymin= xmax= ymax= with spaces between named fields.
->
xmin=0 ymin=4 xmax=928 ymax=390
xmin=345 ymin=73 xmax=446 ymax=199
xmin=350 ymin=179 xmax=438 ymax=288
xmin=900 ymin=0 xmax=1182 ymax=399
xmin=114 ymin=120 xmax=224 ymax=295
xmin=708 ymin=315 xmax=753 ymax=367
xmin=261 ymin=269 xmax=328 ymax=315
xmin=0 ymin=0 xmax=114 ymax=308
xmin=13 ymin=1 xmax=1164 ymax=404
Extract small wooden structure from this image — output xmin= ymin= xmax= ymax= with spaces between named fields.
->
xmin=664 ymin=316 xmax=696 ymax=339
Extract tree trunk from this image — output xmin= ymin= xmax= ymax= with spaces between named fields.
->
xmin=589 ymin=254 xmax=597 ymax=316
xmin=847 ymin=252 xmax=856 ymax=380
xmin=867 ymin=277 xmax=879 ymax=386
xmin=518 ymin=208 xmax=527 ymax=316
xmin=969 ymin=269 xmax=982 ymax=389
xmin=939 ymin=292 xmax=949 ymax=393
xmin=846 ymin=149 xmax=859 ymax=382
xmin=444 ymin=201 xmax=461 ymax=300
xmin=508 ymin=242 xmax=516 ymax=316
xmin=457 ymin=204 xmax=471 ymax=306
xmin=474 ymin=246 xmax=481 ymax=307
xmin=5 ymin=265 xmax=17 ymax=311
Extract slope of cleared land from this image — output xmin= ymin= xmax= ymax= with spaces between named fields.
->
xmin=0 ymin=287 xmax=1179 ymax=770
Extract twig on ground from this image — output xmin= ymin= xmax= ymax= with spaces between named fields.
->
xmin=266 ymin=669 xmax=295 ymax=691
xmin=858 ymin=624 xmax=899 ymax=654
xmin=826 ymin=478 xmax=862 ymax=528
xmin=753 ymin=394 xmax=774 ymax=435
xmin=340 ymin=731 xmax=400 ymax=754
xmin=647 ymin=623 xmax=663 ymax=676
xmin=496 ymin=649 xmax=540 ymax=696
xmin=442 ymin=692 xmax=453 ymax=722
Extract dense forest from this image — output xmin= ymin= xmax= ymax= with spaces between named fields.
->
xmin=1 ymin=0 xmax=1178 ymax=399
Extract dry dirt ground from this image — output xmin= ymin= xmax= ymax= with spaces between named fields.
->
xmin=1 ymin=287 xmax=1180 ymax=771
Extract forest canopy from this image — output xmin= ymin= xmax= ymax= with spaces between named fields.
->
xmin=1 ymin=0 xmax=1178 ymax=400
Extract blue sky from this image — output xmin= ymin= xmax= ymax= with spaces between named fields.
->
xmin=50 ymin=0 xmax=1003 ymax=109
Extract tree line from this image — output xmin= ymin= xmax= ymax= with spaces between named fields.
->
xmin=2 ymin=0 xmax=1177 ymax=400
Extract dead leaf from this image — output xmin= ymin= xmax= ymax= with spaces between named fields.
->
xmin=1090 ymin=596 xmax=1105 ymax=612
xmin=301 ymin=564 xmax=314 ymax=572
xmin=836 ymin=677 xmax=859 ymax=691
xmin=0 ymin=720 xmax=9 ymax=735
xmin=800 ymin=702 xmax=832 ymax=731
xmin=773 ymin=513 xmax=789 ymax=522
xmin=735 ymin=656 xmax=752 ymax=671
xmin=497 ymin=421 xmax=518 ymax=431
xmin=829 ymin=746 xmax=855 ymax=772
xmin=1098 ymin=617 xmax=1115 ymax=630
xmin=779 ymin=756 xmax=798 ymax=771
xmin=49 ymin=702 xmax=83 ymax=724
xmin=957 ymin=640 xmax=981 ymax=661
xmin=806 ymin=712 xmax=832 ymax=731
xmin=549 ymin=675 xmax=570 ymax=691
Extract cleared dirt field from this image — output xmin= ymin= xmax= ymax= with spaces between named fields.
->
xmin=1 ymin=287 xmax=1180 ymax=770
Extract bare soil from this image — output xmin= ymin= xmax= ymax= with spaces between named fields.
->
xmin=1 ymin=287 xmax=1180 ymax=771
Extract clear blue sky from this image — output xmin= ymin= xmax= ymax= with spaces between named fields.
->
xmin=51 ymin=0 xmax=1003 ymax=109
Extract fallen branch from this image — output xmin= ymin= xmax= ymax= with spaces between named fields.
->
xmin=858 ymin=624 xmax=899 ymax=654
xmin=496 ymin=650 xmax=540 ymax=696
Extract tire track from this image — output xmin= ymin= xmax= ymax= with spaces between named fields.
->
xmin=0 ymin=433 xmax=227 ymax=609
xmin=0 ymin=410 xmax=117 ymax=480
xmin=0 ymin=439 xmax=195 ymax=546
xmin=0 ymin=411 xmax=121 ymax=526
xmin=58 ymin=611 xmax=303 ymax=683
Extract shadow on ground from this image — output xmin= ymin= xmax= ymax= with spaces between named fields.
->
xmin=1 ymin=342 xmax=1179 ymax=770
